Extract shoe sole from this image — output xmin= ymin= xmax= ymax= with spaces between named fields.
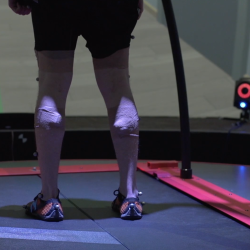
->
xmin=25 ymin=207 xmax=64 ymax=222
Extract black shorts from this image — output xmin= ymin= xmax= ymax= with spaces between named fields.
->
xmin=31 ymin=0 xmax=139 ymax=58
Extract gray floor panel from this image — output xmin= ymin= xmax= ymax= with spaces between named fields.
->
xmin=58 ymin=171 xmax=250 ymax=250
xmin=191 ymin=162 xmax=250 ymax=200
xmin=0 ymin=175 xmax=124 ymax=249
xmin=0 ymin=175 xmax=99 ymax=230
xmin=1 ymin=161 xmax=250 ymax=249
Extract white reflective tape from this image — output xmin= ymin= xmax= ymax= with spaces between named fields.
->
xmin=0 ymin=227 xmax=120 ymax=245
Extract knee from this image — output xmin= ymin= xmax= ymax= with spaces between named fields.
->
xmin=35 ymin=106 xmax=64 ymax=130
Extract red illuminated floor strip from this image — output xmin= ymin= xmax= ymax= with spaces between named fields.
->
xmin=0 ymin=164 xmax=119 ymax=176
xmin=137 ymin=161 xmax=250 ymax=226
xmin=1 ymin=160 xmax=250 ymax=226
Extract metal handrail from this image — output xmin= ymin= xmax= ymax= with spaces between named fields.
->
xmin=162 ymin=0 xmax=192 ymax=178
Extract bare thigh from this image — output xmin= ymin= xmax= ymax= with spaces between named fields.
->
xmin=35 ymin=50 xmax=75 ymax=115
xmin=35 ymin=50 xmax=75 ymax=72
xmin=92 ymin=47 xmax=129 ymax=70
xmin=35 ymin=48 xmax=131 ymax=112
xmin=92 ymin=47 xmax=133 ymax=109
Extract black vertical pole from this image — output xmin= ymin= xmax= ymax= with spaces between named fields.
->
xmin=162 ymin=0 xmax=192 ymax=179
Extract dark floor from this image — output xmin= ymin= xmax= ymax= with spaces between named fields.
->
xmin=0 ymin=160 xmax=250 ymax=250
xmin=2 ymin=115 xmax=248 ymax=132
xmin=64 ymin=116 xmax=250 ymax=133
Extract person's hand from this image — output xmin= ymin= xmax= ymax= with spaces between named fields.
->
xmin=137 ymin=0 xmax=143 ymax=20
xmin=9 ymin=0 xmax=31 ymax=15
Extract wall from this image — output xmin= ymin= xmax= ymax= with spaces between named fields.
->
xmin=156 ymin=0 xmax=250 ymax=80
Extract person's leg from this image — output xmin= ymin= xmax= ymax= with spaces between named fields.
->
xmin=35 ymin=50 xmax=74 ymax=201
xmin=92 ymin=47 xmax=139 ymax=199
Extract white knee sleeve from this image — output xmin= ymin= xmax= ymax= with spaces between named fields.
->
xmin=35 ymin=104 xmax=64 ymax=130
xmin=108 ymin=97 xmax=139 ymax=138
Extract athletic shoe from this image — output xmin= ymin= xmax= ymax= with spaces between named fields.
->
xmin=112 ymin=189 xmax=143 ymax=220
xmin=23 ymin=189 xmax=64 ymax=222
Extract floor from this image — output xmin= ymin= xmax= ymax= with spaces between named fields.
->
xmin=0 ymin=160 xmax=250 ymax=250
xmin=0 ymin=1 xmax=240 ymax=118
